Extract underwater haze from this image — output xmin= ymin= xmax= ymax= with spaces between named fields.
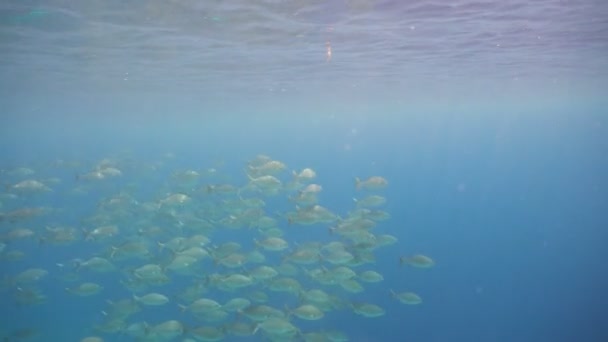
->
xmin=1 ymin=1 xmax=607 ymax=341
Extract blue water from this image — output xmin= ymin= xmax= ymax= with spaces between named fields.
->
xmin=1 ymin=1 xmax=608 ymax=342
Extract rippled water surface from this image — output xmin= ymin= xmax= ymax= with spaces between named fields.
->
xmin=1 ymin=0 xmax=607 ymax=100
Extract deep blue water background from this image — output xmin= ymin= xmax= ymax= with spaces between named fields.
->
xmin=1 ymin=105 xmax=607 ymax=341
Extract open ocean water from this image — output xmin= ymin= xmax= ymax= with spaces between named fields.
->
xmin=1 ymin=1 xmax=607 ymax=341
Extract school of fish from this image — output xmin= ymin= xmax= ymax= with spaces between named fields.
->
xmin=0 ymin=154 xmax=435 ymax=341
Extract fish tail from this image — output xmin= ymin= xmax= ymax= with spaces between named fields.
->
xmin=109 ymin=246 xmax=118 ymax=259
xmin=399 ymin=256 xmax=407 ymax=266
